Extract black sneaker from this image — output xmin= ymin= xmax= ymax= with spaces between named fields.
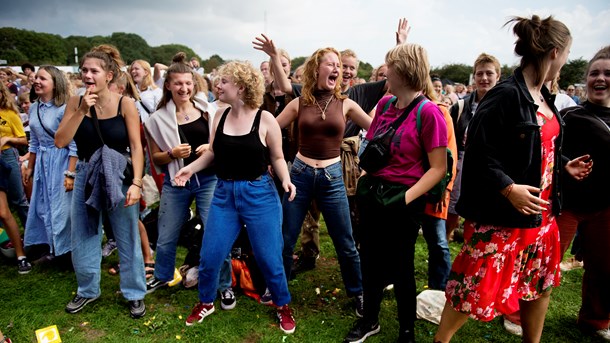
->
xmin=17 ymin=257 xmax=32 ymax=274
xmin=291 ymin=255 xmax=316 ymax=275
xmin=102 ymin=239 xmax=117 ymax=257
xmin=128 ymin=299 xmax=146 ymax=318
xmin=146 ymin=276 xmax=168 ymax=294
xmin=65 ymin=294 xmax=100 ymax=314
xmin=354 ymin=293 xmax=364 ymax=318
xmin=344 ymin=319 xmax=380 ymax=343
xmin=219 ymin=288 xmax=236 ymax=310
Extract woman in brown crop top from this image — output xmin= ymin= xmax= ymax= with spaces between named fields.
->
xmin=272 ymin=47 xmax=372 ymax=317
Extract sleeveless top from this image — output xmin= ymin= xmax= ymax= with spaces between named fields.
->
xmin=74 ymin=96 xmax=130 ymax=161
xmin=298 ymin=93 xmax=345 ymax=160
xmin=213 ymin=108 xmax=269 ymax=180
xmin=179 ymin=111 xmax=210 ymax=166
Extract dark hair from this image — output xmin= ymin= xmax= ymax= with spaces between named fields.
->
xmin=431 ymin=74 xmax=442 ymax=82
xmin=505 ymin=15 xmax=571 ymax=85
xmin=157 ymin=52 xmax=196 ymax=110
xmin=21 ymin=62 xmax=35 ymax=73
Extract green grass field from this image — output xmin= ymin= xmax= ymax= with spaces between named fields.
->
xmin=0 ymin=220 xmax=604 ymax=342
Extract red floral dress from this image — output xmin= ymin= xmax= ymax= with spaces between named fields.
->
xmin=445 ymin=112 xmax=562 ymax=321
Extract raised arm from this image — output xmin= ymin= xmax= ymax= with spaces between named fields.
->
xmin=396 ymin=18 xmax=411 ymax=45
xmin=345 ymin=98 xmax=372 ymax=130
xmin=55 ymin=89 xmax=92 ymax=148
xmin=253 ymin=34 xmax=293 ymax=94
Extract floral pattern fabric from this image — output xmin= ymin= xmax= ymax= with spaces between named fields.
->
xmin=446 ymin=112 xmax=562 ymax=321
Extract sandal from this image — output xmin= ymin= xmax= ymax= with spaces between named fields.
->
xmin=145 ymin=262 xmax=155 ymax=279
xmin=108 ymin=263 xmax=120 ymax=275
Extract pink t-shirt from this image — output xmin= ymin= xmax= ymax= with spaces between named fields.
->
xmin=366 ymin=95 xmax=447 ymax=187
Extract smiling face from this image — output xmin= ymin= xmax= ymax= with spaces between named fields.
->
xmin=432 ymin=80 xmax=443 ymax=97
xmin=376 ymin=65 xmax=388 ymax=81
xmin=216 ymin=75 xmax=241 ymax=103
xmin=474 ymin=62 xmax=499 ymax=98
xmin=317 ymin=52 xmax=341 ymax=91
xmin=80 ymin=58 xmax=112 ymax=93
xmin=341 ymin=55 xmax=358 ymax=90
xmin=33 ymin=69 xmax=55 ymax=101
xmin=130 ymin=61 xmax=147 ymax=85
xmin=166 ymin=72 xmax=194 ymax=105
xmin=586 ymin=58 xmax=610 ymax=107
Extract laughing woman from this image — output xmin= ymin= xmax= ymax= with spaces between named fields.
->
xmin=55 ymin=44 xmax=146 ymax=318
xmin=274 ymin=47 xmax=372 ymax=315
xmin=174 ymin=60 xmax=297 ymax=333
xmin=23 ymin=66 xmax=77 ymax=264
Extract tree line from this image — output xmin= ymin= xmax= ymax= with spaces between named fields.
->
xmin=0 ymin=27 xmax=587 ymax=89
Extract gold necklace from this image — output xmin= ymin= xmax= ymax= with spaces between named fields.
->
xmin=315 ymin=97 xmax=332 ymax=120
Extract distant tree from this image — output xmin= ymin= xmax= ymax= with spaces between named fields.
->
xmin=109 ymin=32 xmax=152 ymax=64
xmin=203 ymin=54 xmax=225 ymax=74
xmin=0 ymin=27 xmax=66 ymax=65
xmin=150 ymin=44 xmax=197 ymax=66
xmin=500 ymin=64 xmax=517 ymax=81
xmin=291 ymin=56 xmax=307 ymax=71
xmin=64 ymin=36 xmax=95 ymax=66
xmin=559 ymin=58 xmax=587 ymax=89
xmin=430 ymin=64 xmax=471 ymax=85
xmin=357 ymin=61 xmax=373 ymax=81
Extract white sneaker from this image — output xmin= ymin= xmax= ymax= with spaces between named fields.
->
xmin=595 ymin=328 xmax=610 ymax=341
xmin=503 ymin=319 xmax=523 ymax=337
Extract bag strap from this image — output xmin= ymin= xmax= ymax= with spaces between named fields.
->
xmin=89 ymin=103 xmax=105 ymax=145
xmin=386 ymin=95 xmax=426 ymax=131
xmin=592 ymin=113 xmax=610 ymax=134
xmin=415 ymin=99 xmax=431 ymax=133
xmin=36 ymin=102 xmax=55 ymax=138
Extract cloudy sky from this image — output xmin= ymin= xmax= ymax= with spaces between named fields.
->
xmin=3 ymin=0 xmax=609 ymax=69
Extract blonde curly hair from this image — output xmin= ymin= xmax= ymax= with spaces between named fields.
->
xmin=216 ymin=61 xmax=265 ymax=109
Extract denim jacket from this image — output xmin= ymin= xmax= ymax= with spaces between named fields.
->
xmin=456 ymin=67 xmax=564 ymax=228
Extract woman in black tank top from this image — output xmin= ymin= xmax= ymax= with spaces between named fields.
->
xmin=174 ymin=61 xmax=297 ymax=334
xmin=55 ymin=44 xmax=147 ymax=318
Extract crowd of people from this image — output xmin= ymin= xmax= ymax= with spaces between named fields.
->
xmin=0 ymin=14 xmax=608 ymax=343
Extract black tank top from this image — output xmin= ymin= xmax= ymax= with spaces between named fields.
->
xmin=213 ymin=108 xmax=269 ymax=180
xmin=74 ymin=97 xmax=130 ymax=161
xmin=179 ymin=112 xmax=210 ymax=166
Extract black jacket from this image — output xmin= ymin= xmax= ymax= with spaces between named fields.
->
xmin=450 ymin=91 xmax=478 ymax=152
xmin=456 ymin=67 xmax=564 ymax=228
xmin=561 ymin=102 xmax=610 ymax=212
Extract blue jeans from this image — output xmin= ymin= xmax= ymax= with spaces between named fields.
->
xmin=155 ymin=170 xmax=231 ymax=290
xmin=71 ymin=160 xmax=146 ymax=300
xmin=421 ymin=215 xmax=451 ymax=290
xmin=198 ymin=174 xmax=290 ymax=306
xmin=282 ymin=157 xmax=362 ymax=296
xmin=0 ymin=147 xmax=29 ymax=225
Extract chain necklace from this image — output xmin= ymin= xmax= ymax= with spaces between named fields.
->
xmin=314 ymin=97 xmax=332 ymax=120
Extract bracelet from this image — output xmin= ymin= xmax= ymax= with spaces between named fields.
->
xmin=132 ymin=182 xmax=143 ymax=189
xmin=64 ymin=170 xmax=76 ymax=179
xmin=502 ymin=183 xmax=514 ymax=198
xmin=132 ymin=178 xmax=143 ymax=187
xmin=167 ymin=149 xmax=176 ymax=159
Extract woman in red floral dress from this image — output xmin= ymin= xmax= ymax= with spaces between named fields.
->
xmin=434 ymin=15 xmax=592 ymax=343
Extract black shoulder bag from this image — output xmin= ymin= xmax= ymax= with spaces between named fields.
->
xmin=88 ymin=96 xmax=134 ymax=186
xmin=359 ymin=95 xmax=425 ymax=173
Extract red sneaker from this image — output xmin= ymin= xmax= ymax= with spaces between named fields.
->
xmin=185 ymin=302 xmax=215 ymax=326
xmin=277 ymin=305 xmax=296 ymax=334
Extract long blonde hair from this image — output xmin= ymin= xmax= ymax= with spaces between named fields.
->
xmin=0 ymin=82 xmax=20 ymax=113
xmin=130 ymin=59 xmax=157 ymax=92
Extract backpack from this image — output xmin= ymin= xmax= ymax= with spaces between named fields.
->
xmin=416 ymin=101 xmax=454 ymax=203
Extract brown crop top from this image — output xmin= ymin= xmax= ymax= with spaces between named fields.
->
xmin=297 ymin=95 xmax=345 ymax=160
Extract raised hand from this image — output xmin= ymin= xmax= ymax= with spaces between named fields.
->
xmin=396 ymin=18 xmax=411 ymax=45
xmin=252 ymin=34 xmax=277 ymax=57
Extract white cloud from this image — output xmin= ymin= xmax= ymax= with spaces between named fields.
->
xmin=2 ymin=0 xmax=608 ymax=68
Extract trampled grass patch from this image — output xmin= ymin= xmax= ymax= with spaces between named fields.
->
xmin=0 ymin=220 xmax=604 ymax=342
